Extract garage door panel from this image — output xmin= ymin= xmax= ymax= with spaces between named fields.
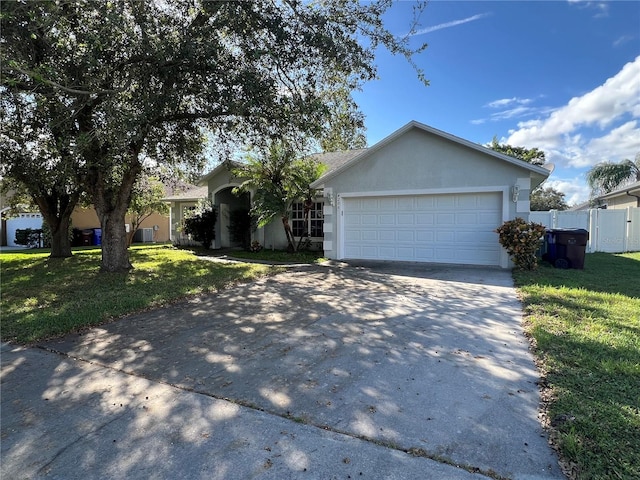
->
xmin=437 ymin=213 xmax=455 ymax=224
xmin=416 ymin=197 xmax=435 ymax=209
xmin=416 ymin=213 xmax=435 ymax=225
xmin=457 ymin=195 xmax=478 ymax=208
xmin=398 ymin=214 xmax=415 ymax=225
xmin=436 ymin=197 xmax=455 ymax=208
xmin=379 ymin=230 xmax=395 ymax=241
xmin=416 ymin=231 xmax=434 ymax=242
xmin=478 ymin=212 xmax=499 ymax=224
xmin=397 ymin=197 xmax=415 ymax=210
xmin=379 ymin=198 xmax=396 ymax=209
xmin=436 ymin=231 xmax=455 ymax=242
xmin=415 ymin=248 xmax=435 ymax=260
xmin=456 ymin=213 xmax=478 ymax=224
xmin=362 ymin=199 xmax=378 ymax=210
xmin=345 ymin=214 xmax=361 ymax=225
xmin=345 ymin=231 xmax=361 ymax=242
xmin=362 ymin=230 xmax=377 ymax=241
xmin=397 ymin=231 xmax=414 ymax=242
xmin=342 ymin=192 xmax=502 ymax=266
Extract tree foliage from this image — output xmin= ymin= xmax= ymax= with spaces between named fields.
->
xmin=126 ymin=175 xmax=169 ymax=246
xmin=233 ymin=143 xmax=326 ymax=252
xmin=1 ymin=0 xmax=427 ymax=271
xmin=488 ymin=139 xmax=559 ymax=208
xmin=319 ymin=83 xmax=368 ymax=152
xmin=0 ymin=84 xmax=83 ymax=258
xmin=182 ymin=200 xmax=217 ymax=250
xmin=489 ymin=137 xmax=546 ymax=166
xmin=586 ymin=154 xmax=640 ymax=198
xmin=530 ymin=186 xmax=568 ymax=211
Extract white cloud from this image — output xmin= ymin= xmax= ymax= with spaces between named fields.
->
xmin=407 ymin=13 xmax=491 ymax=37
xmin=507 ymin=55 xmax=640 ymax=164
xmin=486 ymin=97 xmax=533 ymax=108
xmin=473 ymin=97 xmax=551 ymax=125
xmin=544 ymin=177 xmax=592 ymax=206
xmin=613 ymin=35 xmax=635 ymax=47
xmin=568 ymin=1 xmax=609 ymax=18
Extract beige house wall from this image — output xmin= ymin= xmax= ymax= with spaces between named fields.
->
xmin=604 ymin=195 xmax=637 ymax=209
xmin=71 ymin=207 xmax=170 ymax=243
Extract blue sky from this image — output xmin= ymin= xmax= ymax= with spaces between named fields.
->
xmin=353 ymin=0 xmax=640 ymax=205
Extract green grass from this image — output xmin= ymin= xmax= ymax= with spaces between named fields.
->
xmin=179 ymin=245 xmax=327 ymax=264
xmin=0 ymin=244 xmax=276 ymax=344
xmin=514 ymin=253 xmax=640 ymax=479
xmin=226 ymin=248 xmax=327 ymax=264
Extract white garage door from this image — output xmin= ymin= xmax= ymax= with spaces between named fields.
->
xmin=342 ymin=192 xmax=503 ymax=266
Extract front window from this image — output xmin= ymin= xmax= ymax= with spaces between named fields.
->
xmin=292 ymin=201 xmax=324 ymax=237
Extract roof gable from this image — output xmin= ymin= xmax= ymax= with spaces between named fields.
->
xmin=310 ymin=120 xmax=551 ymax=188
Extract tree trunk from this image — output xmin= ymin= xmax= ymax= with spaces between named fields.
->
xmin=296 ymin=199 xmax=313 ymax=251
xmin=89 ymin=159 xmax=141 ymax=272
xmin=34 ymin=192 xmax=78 ymax=258
xmin=100 ymin=208 xmax=132 ymax=272
xmin=49 ymin=215 xmax=73 ymax=257
xmin=281 ymin=215 xmax=296 ymax=252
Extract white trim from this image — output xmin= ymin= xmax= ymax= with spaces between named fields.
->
xmin=338 ymin=185 xmax=509 ymax=198
xmin=210 ymin=183 xmax=243 ymax=198
xmin=516 ymin=177 xmax=531 ymax=190
xmin=516 ymin=200 xmax=531 ymax=213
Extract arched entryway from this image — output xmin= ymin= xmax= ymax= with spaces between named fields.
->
xmin=213 ymin=186 xmax=251 ymax=248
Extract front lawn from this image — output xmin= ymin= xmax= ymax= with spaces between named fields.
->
xmin=0 ymin=245 xmax=275 ymax=343
xmin=227 ymin=248 xmax=327 ymax=264
xmin=514 ymin=252 xmax=640 ymax=479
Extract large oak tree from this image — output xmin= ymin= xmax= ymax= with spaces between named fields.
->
xmin=1 ymin=0 xmax=427 ymax=271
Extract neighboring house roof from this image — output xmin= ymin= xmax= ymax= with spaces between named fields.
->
xmin=310 ymin=120 xmax=551 ymax=189
xmin=162 ymin=185 xmax=208 ymax=202
xmin=568 ymin=201 xmax=591 ymax=211
xmin=596 ymin=180 xmax=640 ymax=201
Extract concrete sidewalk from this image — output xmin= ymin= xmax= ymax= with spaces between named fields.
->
xmin=1 ymin=263 xmax=563 ymax=479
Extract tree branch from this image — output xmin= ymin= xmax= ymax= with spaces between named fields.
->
xmin=11 ymin=64 xmax=119 ymax=97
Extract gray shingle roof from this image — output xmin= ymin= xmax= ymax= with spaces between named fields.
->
xmin=308 ymin=149 xmax=368 ymax=174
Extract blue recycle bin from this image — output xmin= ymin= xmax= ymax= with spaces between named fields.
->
xmin=93 ymin=228 xmax=102 ymax=246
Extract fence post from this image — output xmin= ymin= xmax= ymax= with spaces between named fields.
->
xmin=588 ymin=209 xmax=598 ymax=253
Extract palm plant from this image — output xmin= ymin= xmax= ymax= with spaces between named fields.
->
xmin=586 ymin=154 xmax=640 ymax=197
xmin=233 ymin=143 xmax=324 ymax=252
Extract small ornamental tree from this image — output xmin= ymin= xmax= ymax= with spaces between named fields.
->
xmin=183 ymin=200 xmax=217 ymax=249
xmin=496 ymin=218 xmax=546 ymax=270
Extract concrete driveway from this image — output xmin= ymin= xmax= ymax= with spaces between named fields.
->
xmin=1 ymin=262 xmax=563 ymax=479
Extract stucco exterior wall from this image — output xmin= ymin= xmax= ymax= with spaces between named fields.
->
xmin=604 ymin=195 xmax=638 ymax=209
xmin=324 ymin=128 xmax=530 ymax=195
xmin=205 ymin=166 xmax=294 ymax=250
xmin=72 ymin=207 xmax=170 ymax=243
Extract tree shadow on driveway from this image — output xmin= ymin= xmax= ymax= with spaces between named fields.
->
xmin=6 ymin=263 xmax=563 ymax=479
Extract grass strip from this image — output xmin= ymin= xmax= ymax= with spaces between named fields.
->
xmin=1 ymin=245 xmax=275 ymax=343
xmin=514 ymin=252 xmax=639 ymax=479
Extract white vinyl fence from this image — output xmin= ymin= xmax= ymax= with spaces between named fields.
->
xmin=529 ymin=207 xmax=640 ymax=253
